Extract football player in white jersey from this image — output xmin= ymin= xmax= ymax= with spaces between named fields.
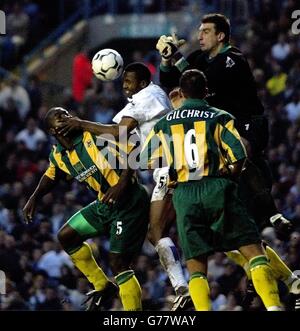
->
xmin=58 ymin=62 xmax=192 ymax=310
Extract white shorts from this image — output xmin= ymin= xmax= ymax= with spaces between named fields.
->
xmin=151 ymin=167 xmax=173 ymax=202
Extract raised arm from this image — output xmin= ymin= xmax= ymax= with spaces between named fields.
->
xmin=23 ymin=174 xmax=58 ymax=223
xmin=58 ymin=115 xmax=138 ymax=139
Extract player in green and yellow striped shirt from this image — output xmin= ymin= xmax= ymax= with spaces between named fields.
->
xmin=140 ymin=69 xmax=283 ymax=311
xmin=23 ymin=107 xmax=149 ymax=311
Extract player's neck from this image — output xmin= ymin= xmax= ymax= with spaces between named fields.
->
xmin=208 ymin=43 xmax=225 ymax=59
xmin=56 ymin=135 xmax=74 ymax=150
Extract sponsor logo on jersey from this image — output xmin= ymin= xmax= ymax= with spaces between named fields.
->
xmin=86 ymin=139 xmax=92 ymax=148
xmin=75 ymin=165 xmax=97 ymax=182
xmin=226 ymin=56 xmax=235 ymax=68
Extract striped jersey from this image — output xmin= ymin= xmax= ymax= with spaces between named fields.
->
xmin=140 ymin=99 xmax=247 ymax=183
xmin=45 ymin=131 xmax=127 ymax=200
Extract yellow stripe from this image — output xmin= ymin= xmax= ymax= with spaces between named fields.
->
xmin=83 ymin=132 xmax=120 ymax=187
xmin=170 ymin=124 xmax=188 ymax=182
xmin=225 ymin=119 xmax=240 ymax=140
xmin=214 ymin=123 xmax=228 ymax=171
xmin=141 ymin=129 xmax=161 ymax=168
xmin=97 ymin=191 xmax=104 ymax=200
xmin=221 ymin=138 xmax=237 ymax=163
xmin=67 ymin=147 xmax=101 ymax=194
xmin=194 ymin=121 xmax=208 ymax=177
xmin=158 ymin=129 xmax=173 ymax=167
xmin=148 ymin=144 xmax=163 ymax=168
xmin=141 ymin=128 xmax=156 ymax=153
xmin=53 ymin=150 xmax=71 ymax=175
xmin=225 ymin=119 xmax=247 ymax=156
xmin=45 ymin=161 xmax=56 ymax=180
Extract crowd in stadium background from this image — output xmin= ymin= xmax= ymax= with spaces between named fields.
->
xmin=0 ymin=0 xmax=300 ymax=311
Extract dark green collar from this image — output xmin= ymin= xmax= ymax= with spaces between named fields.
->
xmin=220 ymin=43 xmax=231 ymax=54
xmin=181 ymin=98 xmax=208 ymax=108
xmin=56 ymin=133 xmax=83 ymax=153
xmin=205 ymin=43 xmax=232 ymax=62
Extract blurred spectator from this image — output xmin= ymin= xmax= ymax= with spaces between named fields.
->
xmin=36 ymin=286 xmax=62 ymax=310
xmin=0 ymin=79 xmax=31 ymax=121
xmin=15 ymin=118 xmax=47 ymax=151
xmin=36 ymin=242 xmax=73 ymax=279
xmin=266 ymin=64 xmax=287 ymax=97
xmin=72 ymin=48 xmax=93 ymax=103
xmin=68 ymin=278 xmax=90 ymax=310
xmin=210 ymin=281 xmax=227 ymax=311
xmin=208 ymin=253 xmax=227 ymax=280
xmin=219 ymin=292 xmax=243 ymax=311
xmin=217 ymin=262 xmax=244 ymax=296
xmin=6 ymin=3 xmax=30 ymax=49
xmin=285 ymin=93 xmax=300 ymax=122
xmin=271 ymin=33 xmax=291 ymax=63
xmin=26 ymin=75 xmax=43 ymax=117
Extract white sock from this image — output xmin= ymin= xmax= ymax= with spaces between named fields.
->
xmin=267 ymin=306 xmax=284 ymax=311
xmin=155 ymin=237 xmax=188 ymax=292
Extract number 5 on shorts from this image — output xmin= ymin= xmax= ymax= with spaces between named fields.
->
xmin=116 ymin=221 xmax=123 ymax=235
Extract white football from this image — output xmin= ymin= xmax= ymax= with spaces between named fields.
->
xmin=92 ymin=48 xmax=124 ymax=81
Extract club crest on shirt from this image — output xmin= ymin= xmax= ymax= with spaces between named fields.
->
xmin=226 ymin=56 xmax=235 ymax=68
xmin=86 ymin=139 xmax=92 ymax=148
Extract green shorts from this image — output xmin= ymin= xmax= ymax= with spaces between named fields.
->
xmin=172 ymin=177 xmax=261 ymax=260
xmin=67 ymin=182 xmax=150 ymax=255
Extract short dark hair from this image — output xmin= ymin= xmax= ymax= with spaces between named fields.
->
xmin=124 ymin=62 xmax=151 ymax=83
xmin=180 ymin=69 xmax=207 ymax=99
xmin=44 ymin=107 xmax=65 ymax=130
xmin=202 ymin=13 xmax=231 ymax=43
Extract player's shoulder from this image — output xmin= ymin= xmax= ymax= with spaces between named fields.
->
xmin=222 ymin=46 xmax=247 ymax=64
xmin=187 ymin=49 xmax=204 ymax=62
xmin=212 ymin=106 xmax=236 ymax=121
xmin=153 ymin=111 xmax=170 ymax=130
xmin=48 ymin=145 xmax=57 ymax=162
xmin=133 ymin=83 xmax=167 ymax=105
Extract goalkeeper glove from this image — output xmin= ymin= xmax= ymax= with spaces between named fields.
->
xmin=156 ymin=32 xmax=186 ymax=60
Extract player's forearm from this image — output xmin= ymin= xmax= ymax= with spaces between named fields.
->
xmin=30 ymin=175 xmax=57 ymax=200
xmin=159 ymin=55 xmax=188 ymax=88
xmin=119 ymin=168 xmax=135 ymax=184
xmin=79 ymin=120 xmax=120 ymax=137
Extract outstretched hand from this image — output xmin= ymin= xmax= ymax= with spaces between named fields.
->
xmin=23 ymin=197 xmax=37 ymax=224
xmin=156 ymin=33 xmax=186 ymax=60
xmin=57 ymin=116 xmax=82 ymax=136
xmin=171 ymin=32 xmax=186 ymax=49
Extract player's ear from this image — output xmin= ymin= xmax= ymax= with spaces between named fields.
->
xmin=217 ymin=32 xmax=225 ymax=43
xmin=140 ymin=80 xmax=147 ymax=89
xmin=204 ymin=87 xmax=209 ymax=98
xmin=179 ymin=88 xmax=184 ymax=99
xmin=48 ymin=127 xmax=56 ymax=135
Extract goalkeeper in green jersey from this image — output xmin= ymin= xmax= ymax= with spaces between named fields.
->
xmin=140 ymin=69 xmax=283 ymax=311
xmin=23 ymin=107 xmax=149 ymax=311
